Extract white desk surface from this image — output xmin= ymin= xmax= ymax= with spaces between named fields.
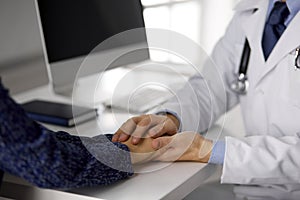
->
xmin=1 ymin=68 xmax=244 ymax=200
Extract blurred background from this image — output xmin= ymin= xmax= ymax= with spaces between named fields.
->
xmin=0 ymin=0 xmax=238 ymax=94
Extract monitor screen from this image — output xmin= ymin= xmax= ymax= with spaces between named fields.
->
xmin=37 ymin=0 xmax=147 ymax=63
xmin=35 ymin=0 xmax=149 ymax=96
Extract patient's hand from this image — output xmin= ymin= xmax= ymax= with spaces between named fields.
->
xmin=122 ymin=137 xmax=157 ymax=164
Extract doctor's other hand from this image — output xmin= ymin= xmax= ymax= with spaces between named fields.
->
xmin=152 ymin=132 xmax=213 ymax=163
xmin=121 ymin=137 xmax=157 ymax=164
xmin=112 ymin=114 xmax=180 ymax=145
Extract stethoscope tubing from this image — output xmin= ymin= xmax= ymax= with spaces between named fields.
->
xmin=239 ymin=39 xmax=251 ymax=75
xmin=230 ymin=39 xmax=251 ymax=95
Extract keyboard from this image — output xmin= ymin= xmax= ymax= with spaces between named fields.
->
xmin=106 ymin=87 xmax=175 ymax=113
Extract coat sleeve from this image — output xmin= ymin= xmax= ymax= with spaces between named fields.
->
xmin=222 ymin=135 xmax=300 ymax=185
xmin=161 ymin=13 xmax=242 ymax=132
xmin=0 ymin=81 xmax=133 ymax=189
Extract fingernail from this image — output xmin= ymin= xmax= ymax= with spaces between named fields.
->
xmin=119 ymin=134 xmax=127 ymax=141
xmin=112 ymin=136 xmax=118 ymax=142
xmin=132 ymin=138 xmax=138 ymax=144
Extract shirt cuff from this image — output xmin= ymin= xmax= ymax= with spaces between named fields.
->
xmin=208 ymin=140 xmax=225 ymax=165
xmin=155 ymin=109 xmax=182 ymax=132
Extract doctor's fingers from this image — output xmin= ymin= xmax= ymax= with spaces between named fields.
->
xmin=148 ymin=118 xmax=178 ymax=138
xmin=152 ymin=132 xmax=196 ymax=150
xmin=152 ymin=136 xmax=172 ymax=150
xmin=113 ymin=116 xmax=143 ymax=142
xmin=152 ymin=133 xmax=205 ymax=162
xmin=131 ymin=115 xmax=165 ymax=144
xmin=113 ymin=114 xmax=162 ymax=143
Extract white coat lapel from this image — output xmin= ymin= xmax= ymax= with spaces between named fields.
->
xmin=235 ymin=0 xmax=269 ymax=85
xmin=256 ymin=11 xmax=300 ymax=85
xmin=234 ymin=0 xmax=266 ymax=12
xmin=238 ymin=1 xmax=268 ymax=47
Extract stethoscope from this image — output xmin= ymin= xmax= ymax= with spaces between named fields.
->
xmin=230 ymin=39 xmax=300 ymax=95
xmin=230 ymin=39 xmax=251 ymax=95
xmin=295 ymin=48 xmax=300 ymax=70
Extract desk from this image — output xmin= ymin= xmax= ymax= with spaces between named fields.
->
xmin=0 ymin=67 xmax=244 ymax=200
xmin=2 ymin=162 xmax=215 ymax=200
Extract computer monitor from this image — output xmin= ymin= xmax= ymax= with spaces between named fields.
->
xmin=34 ymin=0 xmax=149 ymax=96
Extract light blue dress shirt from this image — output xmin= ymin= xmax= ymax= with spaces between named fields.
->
xmin=269 ymin=0 xmax=300 ymax=26
xmin=208 ymin=0 xmax=300 ymax=165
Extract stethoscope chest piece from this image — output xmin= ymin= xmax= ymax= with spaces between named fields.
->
xmin=230 ymin=73 xmax=249 ymax=95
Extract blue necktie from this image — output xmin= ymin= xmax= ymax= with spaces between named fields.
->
xmin=262 ymin=1 xmax=289 ymax=60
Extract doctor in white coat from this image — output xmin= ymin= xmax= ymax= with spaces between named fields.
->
xmin=113 ymin=0 xmax=300 ymax=186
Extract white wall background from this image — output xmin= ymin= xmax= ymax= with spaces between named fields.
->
xmin=0 ymin=0 xmax=48 ymax=94
xmin=142 ymin=0 xmax=238 ymax=61
xmin=0 ymin=0 xmax=42 ymax=63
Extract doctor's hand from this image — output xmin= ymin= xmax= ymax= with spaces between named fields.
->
xmin=121 ymin=137 xmax=157 ymax=164
xmin=152 ymin=132 xmax=213 ymax=163
xmin=112 ymin=114 xmax=180 ymax=145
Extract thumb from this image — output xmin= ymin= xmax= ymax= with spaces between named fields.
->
xmin=152 ymin=136 xmax=172 ymax=150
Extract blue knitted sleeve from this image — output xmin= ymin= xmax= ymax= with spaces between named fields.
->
xmin=0 ymin=82 xmax=133 ymax=189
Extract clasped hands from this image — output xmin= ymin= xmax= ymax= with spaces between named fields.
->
xmin=112 ymin=114 xmax=213 ymax=164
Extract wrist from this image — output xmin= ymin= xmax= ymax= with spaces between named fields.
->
xmin=197 ymin=138 xmax=213 ymax=163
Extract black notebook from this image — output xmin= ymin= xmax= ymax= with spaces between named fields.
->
xmin=22 ymin=100 xmax=96 ymax=127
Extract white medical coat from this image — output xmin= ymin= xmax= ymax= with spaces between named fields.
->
xmin=163 ymin=0 xmax=300 ymax=185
